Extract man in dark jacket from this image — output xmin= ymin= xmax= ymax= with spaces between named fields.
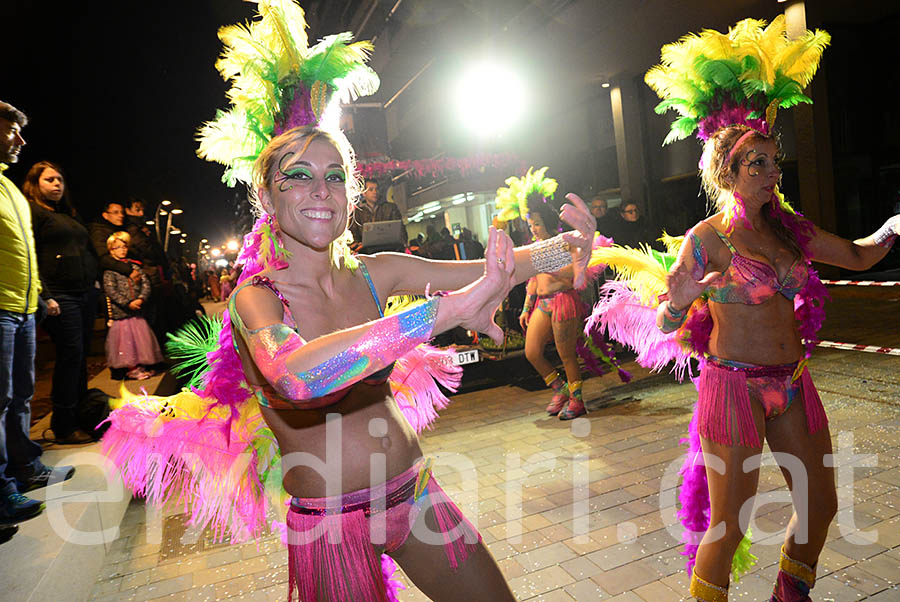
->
xmin=122 ymin=198 xmax=169 ymax=346
xmin=349 ymin=179 xmax=406 ymax=252
xmin=590 ymin=196 xmax=621 ymax=239
xmin=123 ymin=199 xmax=166 ymax=277
xmin=89 ymin=202 xmax=140 ymax=283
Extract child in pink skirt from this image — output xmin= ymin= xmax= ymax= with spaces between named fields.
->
xmin=102 ymin=232 xmax=163 ymax=379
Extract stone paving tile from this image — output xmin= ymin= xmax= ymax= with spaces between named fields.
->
xmin=95 ymin=335 xmax=900 ymax=601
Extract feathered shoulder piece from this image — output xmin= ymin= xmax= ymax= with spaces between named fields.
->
xmin=197 ymin=0 xmax=380 ymax=186
xmin=645 ymin=15 xmax=830 ymax=143
xmin=495 ymin=166 xmax=558 ymax=222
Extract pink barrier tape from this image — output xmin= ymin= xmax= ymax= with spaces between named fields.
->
xmin=817 ymin=340 xmax=900 ymax=356
xmin=821 ymin=280 xmax=900 ymax=286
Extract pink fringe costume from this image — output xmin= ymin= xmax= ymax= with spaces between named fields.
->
xmin=587 ymin=204 xmax=831 ymax=578
xmin=226 ymin=267 xmax=482 ymax=600
xmin=536 ymin=288 xmax=585 ymax=321
xmin=287 ymin=459 xmax=480 ymax=602
xmin=689 ymin=225 xmax=829 ymax=448
xmin=697 ymin=356 xmax=827 ymax=448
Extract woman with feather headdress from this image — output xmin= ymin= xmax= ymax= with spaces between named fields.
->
xmin=497 ymin=168 xmax=617 ymax=420
xmin=594 ymin=16 xmax=900 ymax=601
xmin=99 ymin=2 xmax=602 ymax=600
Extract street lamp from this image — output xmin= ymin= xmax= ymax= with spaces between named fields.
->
xmin=226 ymin=239 xmax=239 ymax=252
xmin=164 ymin=206 xmax=184 ymax=253
xmin=154 ymin=199 xmax=173 ymax=243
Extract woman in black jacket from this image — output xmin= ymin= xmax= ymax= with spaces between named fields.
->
xmin=23 ymin=161 xmax=97 ymax=443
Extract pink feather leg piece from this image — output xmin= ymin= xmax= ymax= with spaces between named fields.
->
xmin=101 ymin=390 xmax=275 ymax=543
xmin=389 ymin=344 xmax=462 ymax=432
xmin=590 ymin=281 xmax=694 ymax=380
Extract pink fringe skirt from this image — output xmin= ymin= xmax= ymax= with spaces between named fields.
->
xmin=696 ymin=357 xmax=828 ymax=448
xmin=286 ymin=460 xmax=481 ymax=602
xmin=105 ymin=317 xmax=163 ymax=369
xmin=536 ymin=289 xmax=584 ymax=322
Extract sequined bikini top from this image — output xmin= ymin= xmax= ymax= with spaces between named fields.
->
xmin=705 ymin=227 xmax=808 ymax=305
xmin=230 ymin=261 xmax=395 ymax=410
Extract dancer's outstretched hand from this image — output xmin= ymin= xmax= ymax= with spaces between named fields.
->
xmin=559 ymin=193 xmax=597 ymax=289
xmin=665 ymin=259 xmax=720 ymax=312
xmin=441 ymin=227 xmax=516 ymax=345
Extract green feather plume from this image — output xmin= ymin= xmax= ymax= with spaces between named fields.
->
xmin=165 ymin=315 xmax=224 ymax=389
xmin=731 ymin=529 xmax=758 ymax=581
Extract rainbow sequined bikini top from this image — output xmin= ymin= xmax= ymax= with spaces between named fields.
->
xmin=705 ymin=227 xmax=808 ymax=305
xmin=231 ymin=262 xmax=394 ymax=410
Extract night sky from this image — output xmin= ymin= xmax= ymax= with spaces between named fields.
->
xmin=5 ymin=1 xmax=267 ymax=247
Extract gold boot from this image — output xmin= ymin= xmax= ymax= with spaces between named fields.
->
xmin=689 ymin=572 xmax=728 ymax=602
xmin=771 ymin=545 xmax=815 ymax=601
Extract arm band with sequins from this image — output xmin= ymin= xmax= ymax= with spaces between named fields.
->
xmin=529 ymin=234 xmax=571 ymax=274
xmin=522 ymin=293 xmax=537 ymax=316
xmin=238 ymin=297 xmax=439 ymax=402
xmin=873 ymin=215 xmax=899 ymax=248
xmin=660 ymin=300 xmax=688 ymax=333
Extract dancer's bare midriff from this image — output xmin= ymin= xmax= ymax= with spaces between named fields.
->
xmin=258 ymin=383 xmax=423 ymax=497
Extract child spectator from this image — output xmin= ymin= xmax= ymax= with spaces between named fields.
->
xmin=102 ymin=232 xmax=163 ymax=379
xmin=219 ymin=268 xmax=235 ymax=301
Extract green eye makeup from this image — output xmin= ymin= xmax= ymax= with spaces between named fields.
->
xmin=326 ymin=169 xmax=346 ymax=182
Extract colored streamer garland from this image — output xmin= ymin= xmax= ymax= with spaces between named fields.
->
xmin=358 ymin=154 xmax=526 ymax=180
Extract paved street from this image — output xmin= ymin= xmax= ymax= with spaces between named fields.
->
xmin=80 ymin=285 xmax=900 ymax=601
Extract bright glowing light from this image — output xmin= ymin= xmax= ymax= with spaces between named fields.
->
xmin=210 ymin=248 xmax=222 ymax=257
xmin=215 ymin=258 xmax=228 ymax=268
xmin=170 ymin=229 xmax=181 ymax=235
xmin=159 ymin=210 xmax=168 ymax=216
xmin=204 ymin=244 xmax=211 ymax=249
xmin=201 ymin=238 xmax=208 ymax=243
xmin=145 ymin=220 xmax=155 ymax=226
xmin=601 ymin=82 xmax=610 ymax=88
xmin=226 ymin=240 xmax=239 ymax=252
xmin=171 ymin=208 xmax=183 ymax=215
xmin=179 ymin=239 xmax=186 ymax=244
xmin=161 ymin=199 xmax=172 ymax=206
xmin=455 ymin=62 xmax=526 ymax=136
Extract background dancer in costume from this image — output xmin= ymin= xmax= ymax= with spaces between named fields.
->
xmin=509 ymin=171 xmax=588 ymax=419
xmin=637 ymin=17 xmax=900 ymax=602
xmin=100 ymin=3 xmax=601 ymax=600
xmin=501 ymin=169 xmax=621 ymax=421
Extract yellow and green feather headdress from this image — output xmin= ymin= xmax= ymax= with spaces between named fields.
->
xmin=196 ymin=0 xmax=380 ymax=187
xmin=645 ymin=15 xmax=830 ymax=144
xmin=494 ymin=166 xmax=558 ymax=222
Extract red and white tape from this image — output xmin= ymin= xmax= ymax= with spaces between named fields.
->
xmin=817 ymin=340 xmax=900 ymax=356
xmin=821 ymin=279 xmax=900 ymax=287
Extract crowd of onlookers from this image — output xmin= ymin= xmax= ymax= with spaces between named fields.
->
xmin=588 ymin=195 xmax=660 ymax=250
xmin=0 ymin=100 xmax=206 ymax=538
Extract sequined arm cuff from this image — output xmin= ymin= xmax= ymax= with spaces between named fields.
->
xmin=873 ymin=215 xmax=900 ymax=248
xmin=529 ymin=235 xmax=571 ymax=274
xmin=521 ymin=294 xmax=537 ymax=315
xmin=241 ymin=297 xmax=439 ymax=401
xmin=658 ymin=298 xmax=688 ymax=333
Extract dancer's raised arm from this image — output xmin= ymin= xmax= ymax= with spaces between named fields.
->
xmin=232 ymin=226 xmax=516 ymax=401
xmin=367 ymin=193 xmax=597 ymax=297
